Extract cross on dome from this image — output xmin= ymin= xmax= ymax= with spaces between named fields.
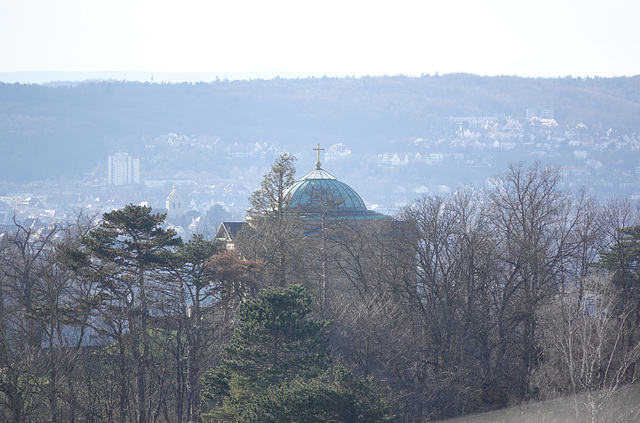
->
xmin=313 ymin=143 xmax=324 ymax=168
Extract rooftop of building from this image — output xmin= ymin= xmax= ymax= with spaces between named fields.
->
xmin=284 ymin=154 xmax=388 ymax=221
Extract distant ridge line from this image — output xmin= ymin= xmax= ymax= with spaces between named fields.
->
xmin=0 ymin=71 xmax=346 ymax=84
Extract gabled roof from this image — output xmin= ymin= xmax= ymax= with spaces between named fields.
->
xmin=166 ymin=187 xmax=184 ymax=201
xmin=215 ymin=221 xmax=246 ymax=241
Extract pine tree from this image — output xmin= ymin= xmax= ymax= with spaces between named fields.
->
xmin=202 ymin=284 xmax=396 ymax=422
xmin=204 ymin=284 xmax=330 ymax=390
xmin=80 ymin=204 xmax=181 ymax=423
xmin=247 ymin=153 xmax=297 ymax=220
xmin=237 ymin=153 xmax=307 ymax=286
xmin=202 ymin=285 xmax=331 ymax=417
xmin=237 ymin=369 xmax=397 ymax=423
xmin=598 ymin=225 xmax=640 ymax=364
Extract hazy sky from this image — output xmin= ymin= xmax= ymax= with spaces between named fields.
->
xmin=1 ymin=0 xmax=639 ymax=81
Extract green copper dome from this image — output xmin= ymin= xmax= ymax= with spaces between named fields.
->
xmin=285 ymin=167 xmax=367 ymax=212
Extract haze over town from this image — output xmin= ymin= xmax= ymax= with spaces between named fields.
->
xmin=2 ymin=1 xmax=640 ymax=422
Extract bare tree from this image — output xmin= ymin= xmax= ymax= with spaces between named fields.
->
xmin=488 ymin=162 xmax=574 ymax=398
xmin=535 ymin=274 xmax=640 ymax=422
xmin=164 ymin=234 xmax=224 ymax=422
xmin=0 ymin=219 xmax=59 ymax=422
xmin=397 ymin=188 xmax=502 ymax=419
xmin=557 ymin=190 xmax=607 ymax=301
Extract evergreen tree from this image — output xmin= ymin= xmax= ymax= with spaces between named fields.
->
xmin=247 ymin=153 xmax=297 ymax=220
xmin=237 ymin=154 xmax=307 ymax=286
xmin=598 ymin=225 xmax=640 ymax=362
xmin=202 ymin=284 xmax=330 ymax=419
xmin=202 ymin=284 xmax=396 ymax=422
xmin=599 ymin=225 xmax=640 ymax=293
xmin=80 ymin=204 xmax=181 ymax=423
xmin=203 ymin=284 xmax=330 ymax=393
xmin=237 ymin=369 xmax=397 ymax=423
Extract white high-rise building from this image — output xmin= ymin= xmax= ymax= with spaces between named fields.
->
xmin=108 ymin=152 xmax=140 ymax=185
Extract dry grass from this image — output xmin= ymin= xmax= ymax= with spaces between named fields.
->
xmin=440 ymin=384 xmax=640 ymax=423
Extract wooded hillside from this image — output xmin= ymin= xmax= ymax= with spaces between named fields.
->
xmin=2 ymin=74 xmax=640 ymax=182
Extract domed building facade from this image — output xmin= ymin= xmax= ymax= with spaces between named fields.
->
xmin=214 ymin=148 xmax=411 ymax=299
xmin=215 ymin=151 xmax=389 ymax=245
xmin=283 ymin=164 xmax=388 ymax=222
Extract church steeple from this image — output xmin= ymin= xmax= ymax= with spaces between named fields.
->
xmin=166 ymin=185 xmax=185 ymax=219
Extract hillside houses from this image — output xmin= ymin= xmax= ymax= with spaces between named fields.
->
xmin=377 ymin=153 xmax=409 ymax=167
xmin=2 ymin=110 xmax=640 ymax=234
xmin=324 ymin=143 xmax=352 ymax=162
xmin=374 ymin=117 xmax=640 ymax=171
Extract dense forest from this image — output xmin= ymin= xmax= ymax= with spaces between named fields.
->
xmin=1 ymin=157 xmax=639 ymax=422
xmin=1 ymin=74 xmax=640 ymax=182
